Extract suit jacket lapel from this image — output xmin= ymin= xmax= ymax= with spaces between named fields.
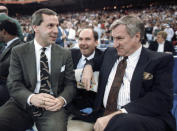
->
xmin=103 ymin=48 xmax=118 ymax=86
xmin=130 ymin=47 xmax=150 ymax=100
xmin=25 ymin=41 xmax=37 ymax=90
xmin=51 ymin=44 xmax=63 ymax=96
xmin=0 ymin=38 xmax=21 ymax=61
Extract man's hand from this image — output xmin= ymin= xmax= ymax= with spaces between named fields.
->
xmin=30 ymin=93 xmax=56 ymax=108
xmin=45 ymin=96 xmax=65 ymax=111
xmin=94 ymin=110 xmax=123 ymax=131
xmin=81 ymin=64 xmax=94 ymax=90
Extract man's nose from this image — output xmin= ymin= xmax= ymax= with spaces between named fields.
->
xmin=113 ymin=40 xmax=119 ymax=48
xmin=53 ymin=26 xmax=58 ymax=34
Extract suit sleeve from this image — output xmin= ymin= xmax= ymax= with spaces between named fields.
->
xmin=7 ymin=48 xmax=32 ymax=109
xmin=59 ymin=50 xmax=76 ymax=104
xmin=123 ymin=54 xmax=174 ymax=116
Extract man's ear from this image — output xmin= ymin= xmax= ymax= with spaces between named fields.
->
xmin=135 ymin=32 xmax=141 ymax=42
xmin=95 ymin=40 xmax=98 ymax=46
xmin=2 ymin=29 xmax=7 ymax=35
xmin=32 ymin=25 xmax=39 ymax=33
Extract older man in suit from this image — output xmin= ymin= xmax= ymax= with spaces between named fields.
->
xmin=0 ymin=19 xmax=22 ymax=106
xmin=0 ymin=8 xmax=76 ymax=131
xmin=82 ymin=15 xmax=176 ymax=131
xmin=68 ymin=28 xmax=103 ymax=121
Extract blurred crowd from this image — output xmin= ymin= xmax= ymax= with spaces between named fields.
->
xmin=13 ymin=5 xmax=177 ymax=48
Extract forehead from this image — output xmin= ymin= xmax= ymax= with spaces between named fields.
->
xmin=157 ymin=34 xmax=162 ymax=37
xmin=41 ymin=14 xmax=58 ymax=24
xmin=111 ymin=24 xmax=128 ymax=37
xmin=79 ymin=29 xmax=93 ymax=38
xmin=0 ymin=6 xmax=7 ymax=10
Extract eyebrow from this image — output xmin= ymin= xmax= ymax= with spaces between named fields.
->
xmin=0 ymin=9 xmax=8 ymax=13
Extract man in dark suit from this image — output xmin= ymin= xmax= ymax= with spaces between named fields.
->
xmin=149 ymin=31 xmax=176 ymax=55
xmin=69 ymin=28 xmax=103 ymax=120
xmin=0 ymin=8 xmax=76 ymax=131
xmin=0 ymin=19 xmax=22 ymax=106
xmin=82 ymin=15 xmax=176 ymax=131
xmin=0 ymin=5 xmax=23 ymax=50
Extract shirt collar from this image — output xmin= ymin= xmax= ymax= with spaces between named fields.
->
xmin=128 ymin=45 xmax=142 ymax=61
xmin=158 ymin=41 xmax=165 ymax=45
xmin=119 ymin=45 xmax=142 ymax=61
xmin=34 ymin=39 xmax=51 ymax=52
xmin=6 ymin=37 xmax=19 ymax=49
xmin=81 ymin=50 xmax=95 ymax=61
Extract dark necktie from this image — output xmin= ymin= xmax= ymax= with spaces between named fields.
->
xmin=30 ymin=48 xmax=51 ymax=118
xmin=104 ymin=56 xmax=128 ymax=116
xmin=39 ymin=47 xmax=51 ymax=94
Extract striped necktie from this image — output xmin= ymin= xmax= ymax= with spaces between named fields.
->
xmin=104 ymin=56 xmax=128 ymax=116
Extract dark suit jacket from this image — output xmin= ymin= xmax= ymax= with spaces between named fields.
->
xmin=92 ymin=47 xmax=175 ymax=130
xmin=0 ymin=38 xmax=22 ymax=83
xmin=0 ymin=38 xmax=22 ymax=106
xmin=68 ymin=48 xmax=103 ymax=116
xmin=7 ymin=41 xmax=76 ymax=110
xmin=71 ymin=48 xmax=103 ymax=70
xmin=0 ymin=14 xmax=24 ymax=49
xmin=148 ymin=40 xmax=176 ymax=55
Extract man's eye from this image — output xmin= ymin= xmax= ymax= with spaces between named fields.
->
xmin=48 ymin=24 xmax=53 ymax=28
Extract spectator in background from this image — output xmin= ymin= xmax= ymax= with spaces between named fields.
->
xmin=0 ymin=19 xmax=22 ymax=106
xmin=65 ymin=21 xmax=76 ymax=47
xmin=149 ymin=31 xmax=175 ymax=55
xmin=56 ymin=19 xmax=68 ymax=47
xmin=0 ymin=5 xmax=23 ymax=49
xmin=164 ymin=24 xmax=175 ymax=42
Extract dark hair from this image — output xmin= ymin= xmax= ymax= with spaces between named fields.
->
xmin=32 ymin=8 xmax=57 ymax=26
xmin=0 ymin=19 xmax=18 ymax=36
xmin=59 ymin=19 xmax=65 ymax=25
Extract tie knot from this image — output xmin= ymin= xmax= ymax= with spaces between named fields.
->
xmin=85 ymin=58 xmax=89 ymax=62
xmin=123 ymin=56 xmax=128 ymax=61
xmin=42 ymin=47 xmax=46 ymax=52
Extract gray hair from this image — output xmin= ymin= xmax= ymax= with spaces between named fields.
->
xmin=32 ymin=8 xmax=57 ymax=26
xmin=110 ymin=15 xmax=144 ymax=40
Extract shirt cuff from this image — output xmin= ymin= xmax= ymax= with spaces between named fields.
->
xmin=120 ymin=108 xmax=128 ymax=114
xmin=27 ymin=94 xmax=35 ymax=105
xmin=60 ymin=96 xmax=67 ymax=107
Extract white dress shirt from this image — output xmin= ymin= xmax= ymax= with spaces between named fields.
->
xmin=27 ymin=40 xmax=52 ymax=104
xmin=34 ymin=40 xmax=52 ymax=94
xmin=157 ymin=42 xmax=165 ymax=52
xmin=103 ymin=46 xmax=142 ymax=111
xmin=77 ymin=51 xmax=95 ymax=69
xmin=5 ymin=37 xmax=19 ymax=49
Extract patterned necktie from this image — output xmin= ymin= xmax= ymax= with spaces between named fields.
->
xmin=104 ymin=56 xmax=128 ymax=116
xmin=30 ymin=48 xmax=51 ymax=118
xmin=39 ymin=48 xmax=51 ymax=94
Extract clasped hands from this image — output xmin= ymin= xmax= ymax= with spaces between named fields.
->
xmin=30 ymin=93 xmax=64 ymax=111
